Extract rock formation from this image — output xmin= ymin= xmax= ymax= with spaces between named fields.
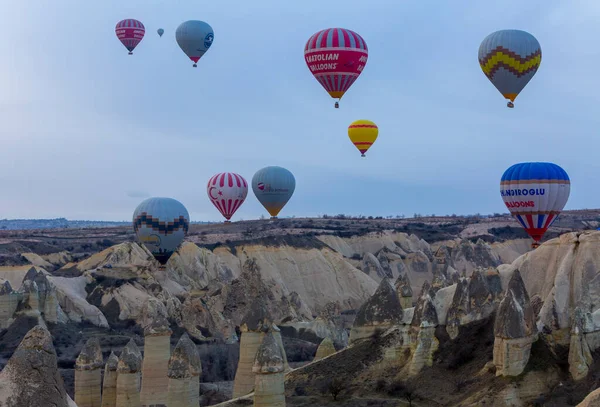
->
xmin=394 ymin=273 xmax=413 ymax=309
xmin=408 ymin=281 xmax=439 ymax=375
xmin=0 ymin=325 xmax=71 ymax=407
xmin=493 ymin=270 xmax=537 ymax=377
xmin=362 ymin=252 xmax=386 ymax=279
xmin=116 ymin=339 xmax=143 ymax=407
xmin=252 ymin=329 xmax=286 ymax=407
xmin=446 ymin=269 xmax=497 ymax=339
xmin=233 ymin=298 xmax=273 ymax=398
xmin=577 ymin=386 xmax=600 ymax=406
xmin=350 ymin=278 xmax=403 ymax=343
xmin=167 ymin=333 xmax=202 ymax=407
xmin=569 ymin=307 xmax=594 ymax=381
xmin=0 ymin=279 xmax=19 ymax=328
xmin=140 ymin=298 xmax=172 ymax=407
xmin=75 ymin=337 xmax=104 ymax=407
xmin=101 ymin=352 xmax=119 ymax=407
xmin=313 ymin=336 xmax=336 ymax=361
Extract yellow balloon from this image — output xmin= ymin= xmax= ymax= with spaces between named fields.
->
xmin=348 ymin=120 xmax=378 ymax=157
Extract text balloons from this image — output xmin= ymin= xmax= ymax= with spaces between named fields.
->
xmin=157 ymin=28 xmax=164 ymax=37
xmin=207 ymin=172 xmax=248 ymax=222
xmin=304 ymin=28 xmax=368 ymax=108
xmin=348 ymin=120 xmax=378 ymax=157
xmin=176 ymin=20 xmax=214 ymax=67
xmin=252 ymin=166 xmax=296 ymax=218
xmin=115 ymin=19 xmax=145 ymax=55
xmin=500 ymin=162 xmax=570 ymax=245
xmin=479 ymin=29 xmax=542 ymax=108
xmin=132 ymin=197 xmax=189 ymax=265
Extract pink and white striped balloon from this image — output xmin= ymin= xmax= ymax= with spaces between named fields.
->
xmin=207 ymin=172 xmax=248 ymax=221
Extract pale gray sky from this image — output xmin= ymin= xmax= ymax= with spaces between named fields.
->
xmin=1 ymin=0 xmax=599 ymax=221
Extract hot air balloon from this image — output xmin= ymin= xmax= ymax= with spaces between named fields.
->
xmin=252 ymin=166 xmax=296 ymax=219
xmin=207 ymin=172 xmax=248 ymax=222
xmin=157 ymin=28 xmax=164 ymax=37
xmin=348 ymin=120 xmax=378 ymax=157
xmin=132 ymin=197 xmax=189 ymax=265
xmin=500 ymin=162 xmax=570 ymax=248
xmin=175 ymin=20 xmax=214 ymax=67
xmin=115 ymin=19 xmax=145 ymax=55
xmin=478 ymin=29 xmax=542 ymax=108
xmin=304 ymin=28 xmax=368 ymax=108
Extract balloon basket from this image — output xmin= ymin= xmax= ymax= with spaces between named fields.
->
xmin=507 ymin=101 xmax=514 ymax=108
xmin=193 ymin=64 xmax=198 ymax=68
xmin=270 ymin=216 xmax=278 ymax=220
xmin=128 ymin=52 xmax=133 ymax=55
xmin=158 ymin=265 xmax=166 ymax=271
xmin=224 ymin=220 xmax=231 ymax=224
xmin=361 ymin=154 xmax=365 ymax=158
xmin=334 ymin=102 xmax=339 ymax=108
xmin=531 ymin=242 xmax=540 ymax=249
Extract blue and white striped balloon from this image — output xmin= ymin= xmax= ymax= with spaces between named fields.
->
xmin=500 ymin=162 xmax=570 ymax=243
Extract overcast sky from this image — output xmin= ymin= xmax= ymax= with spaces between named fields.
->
xmin=0 ymin=0 xmax=599 ymax=222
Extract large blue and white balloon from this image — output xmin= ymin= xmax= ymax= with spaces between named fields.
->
xmin=500 ymin=162 xmax=570 ymax=244
xmin=252 ymin=166 xmax=296 ymax=219
xmin=132 ymin=197 xmax=190 ymax=265
xmin=175 ymin=20 xmax=214 ymax=67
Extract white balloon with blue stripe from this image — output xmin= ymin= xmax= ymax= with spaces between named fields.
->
xmin=500 ymin=162 xmax=570 ymax=244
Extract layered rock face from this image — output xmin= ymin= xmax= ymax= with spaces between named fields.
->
xmin=493 ymin=270 xmax=537 ymax=377
xmin=116 ymin=339 xmax=143 ymax=407
xmin=167 ymin=333 xmax=202 ymax=407
xmin=0 ymin=325 xmax=71 ymax=407
xmin=314 ymin=336 xmax=336 ymax=361
xmin=253 ymin=330 xmax=286 ymax=407
xmin=446 ymin=268 xmax=502 ymax=339
xmin=498 ymin=231 xmax=600 ymax=380
xmin=569 ymin=307 xmax=594 ymax=381
xmin=395 ymin=274 xmax=413 ymax=309
xmin=0 ymin=279 xmax=19 ymax=328
xmin=350 ymin=278 xmax=403 ymax=343
xmin=577 ymin=387 xmax=600 ymax=406
xmin=102 ymin=352 xmax=119 ymax=407
xmin=408 ymin=281 xmax=439 ymax=375
xmin=233 ymin=299 xmax=274 ymax=398
xmin=140 ymin=298 xmax=172 ymax=407
xmin=75 ymin=337 xmax=104 ymax=407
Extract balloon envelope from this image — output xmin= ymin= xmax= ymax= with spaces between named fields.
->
xmin=176 ymin=20 xmax=214 ymax=66
xmin=348 ymin=120 xmax=378 ymax=157
xmin=478 ymin=29 xmax=541 ymax=105
xmin=500 ymin=162 xmax=570 ymax=242
xmin=207 ymin=173 xmax=248 ymax=221
xmin=132 ymin=197 xmax=189 ymax=265
xmin=157 ymin=28 xmax=164 ymax=37
xmin=304 ymin=28 xmax=368 ymax=106
xmin=115 ymin=19 xmax=145 ymax=54
xmin=252 ymin=166 xmax=296 ymax=218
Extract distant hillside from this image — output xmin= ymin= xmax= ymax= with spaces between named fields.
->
xmin=0 ymin=218 xmax=216 ymax=230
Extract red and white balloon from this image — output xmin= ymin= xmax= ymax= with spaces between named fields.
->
xmin=207 ymin=172 xmax=248 ymax=221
